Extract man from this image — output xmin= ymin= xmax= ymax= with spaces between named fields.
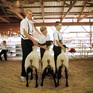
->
xmin=20 ymin=10 xmax=39 ymax=81
xmin=53 ymin=21 xmax=64 ymax=71
xmin=39 ymin=26 xmax=50 ymax=59
xmin=0 ymin=40 xmax=8 ymax=61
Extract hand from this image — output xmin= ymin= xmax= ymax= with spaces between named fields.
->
xmin=33 ymin=41 xmax=39 ymax=46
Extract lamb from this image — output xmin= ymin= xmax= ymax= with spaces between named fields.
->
xmin=40 ymin=41 xmax=57 ymax=87
xmin=25 ymin=46 xmax=40 ymax=87
xmin=56 ymin=45 xmax=69 ymax=87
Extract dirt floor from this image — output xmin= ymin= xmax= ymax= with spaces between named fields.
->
xmin=0 ymin=58 xmax=93 ymax=93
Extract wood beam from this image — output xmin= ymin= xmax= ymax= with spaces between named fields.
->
xmin=0 ymin=16 xmax=9 ymax=23
xmin=77 ymin=11 xmax=93 ymax=21
xmin=0 ymin=22 xmax=93 ymax=26
xmin=61 ymin=0 xmax=77 ymax=21
xmin=77 ymin=0 xmax=87 ymax=22
xmin=60 ymin=0 xmax=65 ymax=22
xmin=34 ymin=17 xmax=93 ymax=20
xmin=40 ymin=0 xmax=45 ymax=23
xmin=35 ymin=22 xmax=93 ymax=26
xmin=7 ymin=9 xmax=24 ymax=20
xmin=1 ymin=0 xmax=24 ymax=20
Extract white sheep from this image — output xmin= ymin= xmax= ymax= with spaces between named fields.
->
xmin=56 ymin=45 xmax=69 ymax=87
xmin=25 ymin=46 xmax=40 ymax=71
xmin=41 ymin=43 xmax=57 ymax=87
xmin=42 ymin=48 xmax=55 ymax=72
xmin=25 ymin=46 xmax=40 ymax=87
xmin=57 ymin=49 xmax=69 ymax=70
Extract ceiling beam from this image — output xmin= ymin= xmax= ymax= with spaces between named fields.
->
xmin=7 ymin=9 xmax=24 ymax=20
xmin=76 ymin=11 xmax=93 ymax=21
xmin=0 ymin=22 xmax=93 ymax=26
xmin=34 ymin=17 xmax=93 ymax=19
xmin=40 ymin=0 xmax=45 ymax=23
xmin=61 ymin=0 xmax=77 ymax=21
xmin=60 ymin=0 xmax=65 ymax=22
xmin=0 ymin=16 xmax=9 ymax=23
xmin=35 ymin=22 xmax=93 ymax=26
xmin=77 ymin=0 xmax=87 ymax=22
xmin=1 ymin=0 xmax=24 ymax=20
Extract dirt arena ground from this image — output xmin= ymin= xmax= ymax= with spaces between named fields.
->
xmin=0 ymin=58 xmax=93 ymax=93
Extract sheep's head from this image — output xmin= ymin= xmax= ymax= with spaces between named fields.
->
xmin=69 ymin=48 xmax=76 ymax=53
xmin=46 ymin=41 xmax=53 ymax=48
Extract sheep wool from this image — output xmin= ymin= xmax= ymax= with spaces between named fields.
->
xmin=25 ymin=46 xmax=40 ymax=71
xmin=42 ymin=49 xmax=55 ymax=72
xmin=57 ymin=49 xmax=69 ymax=69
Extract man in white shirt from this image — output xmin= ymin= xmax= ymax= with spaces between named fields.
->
xmin=20 ymin=10 xmax=39 ymax=80
xmin=53 ymin=21 xmax=64 ymax=71
xmin=39 ymin=26 xmax=50 ymax=59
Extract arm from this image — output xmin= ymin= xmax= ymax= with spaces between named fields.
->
xmin=32 ymin=22 xmax=42 ymax=35
xmin=56 ymin=40 xmax=64 ymax=49
xmin=38 ymin=43 xmax=47 ymax=49
xmin=24 ymin=30 xmax=38 ymax=45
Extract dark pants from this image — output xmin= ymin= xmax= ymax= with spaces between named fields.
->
xmin=0 ymin=50 xmax=8 ymax=61
xmin=21 ymin=38 xmax=33 ymax=77
xmin=40 ymin=48 xmax=45 ymax=60
xmin=53 ymin=45 xmax=61 ymax=70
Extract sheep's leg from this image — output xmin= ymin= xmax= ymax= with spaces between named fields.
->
xmin=41 ymin=68 xmax=47 ymax=86
xmin=51 ymin=69 xmax=57 ymax=87
xmin=56 ymin=65 xmax=63 ymax=86
xmin=58 ymin=65 xmax=63 ymax=79
xmin=35 ymin=68 xmax=38 ymax=88
xmin=26 ymin=68 xmax=30 ymax=87
xmin=26 ymin=73 xmax=29 ymax=87
xmin=65 ymin=67 xmax=69 ymax=87
xmin=30 ymin=68 xmax=33 ymax=80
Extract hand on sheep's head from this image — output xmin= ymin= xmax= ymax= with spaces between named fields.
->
xmin=62 ymin=45 xmax=68 ymax=52
xmin=46 ymin=41 xmax=53 ymax=47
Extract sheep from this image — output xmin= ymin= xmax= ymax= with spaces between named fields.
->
xmin=56 ymin=45 xmax=69 ymax=87
xmin=25 ymin=46 xmax=40 ymax=87
xmin=40 ymin=41 xmax=57 ymax=87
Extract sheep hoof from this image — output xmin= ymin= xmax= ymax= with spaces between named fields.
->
xmin=41 ymin=83 xmax=43 ymax=86
xmin=30 ymin=76 xmax=33 ymax=80
xmin=35 ymin=84 xmax=38 ymax=88
xmin=58 ymin=75 xmax=62 ymax=79
xmin=26 ymin=84 xmax=29 ymax=87
xmin=57 ymin=83 xmax=59 ymax=86
xmin=55 ymin=84 xmax=58 ymax=87
xmin=66 ymin=84 xmax=69 ymax=87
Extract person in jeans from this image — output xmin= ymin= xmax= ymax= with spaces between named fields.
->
xmin=0 ymin=40 xmax=8 ymax=61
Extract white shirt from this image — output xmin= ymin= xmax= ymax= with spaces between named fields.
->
xmin=20 ymin=17 xmax=35 ymax=39
xmin=38 ymin=34 xmax=50 ymax=44
xmin=0 ymin=43 xmax=7 ymax=50
xmin=53 ymin=30 xmax=63 ymax=46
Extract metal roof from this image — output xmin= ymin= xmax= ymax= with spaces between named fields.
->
xmin=0 ymin=0 xmax=93 ymax=26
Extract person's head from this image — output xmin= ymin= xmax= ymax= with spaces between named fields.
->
xmin=55 ymin=21 xmax=62 ymax=31
xmin=40 ymin=26 xmax=47 ymax=35
xmin=2 ymin=40 xmax=6 ymax=45
xmin=25 ymin=9 xmax=32 ymax=20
